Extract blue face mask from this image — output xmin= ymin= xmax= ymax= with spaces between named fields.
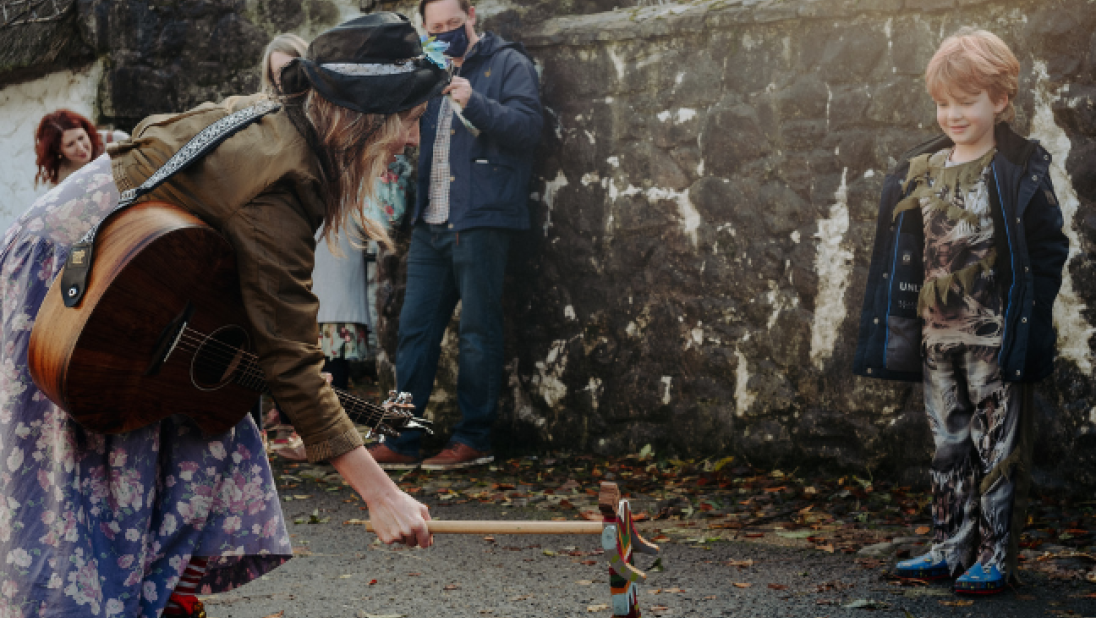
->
xmin=436 ymin=24 xmax=470 ymax=59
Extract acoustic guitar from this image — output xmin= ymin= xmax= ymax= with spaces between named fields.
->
xmin=28 ymin=200 xmax=429 ymax=439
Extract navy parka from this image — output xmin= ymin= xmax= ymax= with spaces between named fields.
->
xmin=413 ymin=32 xmax=543 ymax=231
xmin=852 ymin=123 xmax=1069 ymax=383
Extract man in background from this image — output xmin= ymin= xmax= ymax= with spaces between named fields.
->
xmin=369 ymin=0 xmax=542 ymax=470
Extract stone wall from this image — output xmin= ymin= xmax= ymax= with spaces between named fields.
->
xmin=377 ymin=0 xmax=1096 ymax=488
xmin=1 ymin=0 xmax=1093 ymax=487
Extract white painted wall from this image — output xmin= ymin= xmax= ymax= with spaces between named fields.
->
xmin=0 ymin=61 xmax=103 ymax=235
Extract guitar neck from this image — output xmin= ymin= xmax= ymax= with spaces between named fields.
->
xmin=238 ymin=356 xmax=389 ymax=427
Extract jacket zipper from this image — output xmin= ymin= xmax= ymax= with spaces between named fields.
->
xmin=991 ymin=163 xmax=1017 ymax=369
xmin=883 ymin=211 xmax=905 ymax=363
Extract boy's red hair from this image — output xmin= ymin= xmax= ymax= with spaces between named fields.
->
xmin=925 ymin=28 xmax=1020 ymax=124
xmin=34 ymin=109 xmax=104 ymax=186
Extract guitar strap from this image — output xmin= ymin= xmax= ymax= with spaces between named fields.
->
xmin=60 ymin=100 xmax=282 ymax=308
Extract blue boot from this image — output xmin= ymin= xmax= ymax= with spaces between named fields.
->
xmin=894 ymin=551 xmax=950 ymax=580
xmin=954 ymin=563 xmax=1006 ymax=595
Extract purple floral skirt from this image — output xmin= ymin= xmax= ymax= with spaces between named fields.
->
xmin=0 ymin=156 xmax=292 ymax=618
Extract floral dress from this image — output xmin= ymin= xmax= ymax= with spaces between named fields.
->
xmin=0 ymin=155 xmax=292 ymax=618
xmin=316 ymin=156 xmax=410 ymax=362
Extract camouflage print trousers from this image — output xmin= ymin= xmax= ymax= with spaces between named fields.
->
xmin=923 ymin=343 xmax=1034 ymax=578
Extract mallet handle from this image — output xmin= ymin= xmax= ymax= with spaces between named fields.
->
xmin=362 ymin=520 xmax=604 ymax=535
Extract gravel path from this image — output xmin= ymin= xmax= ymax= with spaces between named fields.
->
xmin=202 ymin=469 xmax=1096 ymax=618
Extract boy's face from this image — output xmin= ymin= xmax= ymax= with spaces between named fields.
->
xmin=934 ymin=88 xmax=1008 ymax=152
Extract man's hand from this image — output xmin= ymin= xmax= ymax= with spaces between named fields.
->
xmin=443 ymin=76 xmax=473 ymax=108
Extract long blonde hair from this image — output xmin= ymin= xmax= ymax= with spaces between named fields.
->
xmin=298 ymin=92 xmax=422 ymax=250
xmin=261 ymin=33 xmax=309 ymax=94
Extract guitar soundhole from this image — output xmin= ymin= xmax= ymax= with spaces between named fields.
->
xmin=190 ymin=325 xmax=251 ymax=392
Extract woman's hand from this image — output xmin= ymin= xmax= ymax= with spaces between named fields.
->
xmin=362 ymin=486 xmax=433 ymax=547
xmin=329 ymin=445 xmax=433 ymax=548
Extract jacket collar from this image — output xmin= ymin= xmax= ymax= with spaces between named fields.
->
xmin=895 ymin=122 xmax=1040 ymax=175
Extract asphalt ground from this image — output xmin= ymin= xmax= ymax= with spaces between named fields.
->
xmin=201 ymin=461 xmax=1096 ymax=618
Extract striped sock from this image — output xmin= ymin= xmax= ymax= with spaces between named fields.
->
xmin=164 ymin=556 xmax=208 ymax=615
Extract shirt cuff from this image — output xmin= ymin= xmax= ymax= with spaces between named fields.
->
xmin=303 ymin=423 xmax=365 ymax=463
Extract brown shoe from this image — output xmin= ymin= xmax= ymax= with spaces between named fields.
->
xmin=367 ymin=442 xmax=421 ymax=470
xmin=421 ymin=442 xmax=494 ymax=470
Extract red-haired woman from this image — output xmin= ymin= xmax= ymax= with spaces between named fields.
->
xmin=34 ymin=109 xmax=127 ymax=186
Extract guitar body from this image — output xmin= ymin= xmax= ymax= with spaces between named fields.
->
xmin=28 ymin=201 xmax=258 ymax=435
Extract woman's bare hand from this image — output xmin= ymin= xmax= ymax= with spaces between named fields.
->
xmin=364 ymin=487 xmax=433 ymax=548
xmin=329 ymin=445 xmax=433 ymax=548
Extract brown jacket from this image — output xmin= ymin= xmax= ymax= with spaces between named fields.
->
xmin=108 ymin=93 xmax=362 ymax=463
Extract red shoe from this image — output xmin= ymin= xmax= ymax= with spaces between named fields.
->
xmin=164 ymin=596 xmax=207 ymax=618
xmin=421 ymin=442 xmax=493 ymax=470
xmin=366 ymin=442 xmax=421 ymax=470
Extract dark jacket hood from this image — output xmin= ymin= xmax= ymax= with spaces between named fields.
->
xmin=468 ymin=31 xmax=533 ymax=62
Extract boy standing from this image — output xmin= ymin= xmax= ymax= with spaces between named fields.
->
xmin=853 ymin=28 xmax=1069 ymax=594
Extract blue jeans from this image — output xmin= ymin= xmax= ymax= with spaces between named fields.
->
xmin=387 ymin=223 xmax=511 ymax=456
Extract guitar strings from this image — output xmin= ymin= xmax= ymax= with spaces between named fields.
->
xmin=169 ymin=328 xmax=404 ymax=426
xmin=171 ymin=327 xmax=397 ymax=422
xmin=172 ymin=334 xmax=394 ymax=427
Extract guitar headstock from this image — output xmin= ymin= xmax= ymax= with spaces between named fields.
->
xmin=379 ymin=391 xmax=433 ymax=436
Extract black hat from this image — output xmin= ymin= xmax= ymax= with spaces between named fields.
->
xmin=280 ymin=12 xmax=449 ymax=115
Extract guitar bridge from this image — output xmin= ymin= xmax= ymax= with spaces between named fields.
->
xmin=145 ymin=302 xmax=193 ymax=376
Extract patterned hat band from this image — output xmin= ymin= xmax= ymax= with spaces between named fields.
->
xmin=321 ymin=60 xmax=420 ymax=76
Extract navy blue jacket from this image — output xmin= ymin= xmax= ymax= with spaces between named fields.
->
xmin=414 ymin=32 xmax=543 ymax=231
xmin=853 ymin=123 xmax=1069 ymax=383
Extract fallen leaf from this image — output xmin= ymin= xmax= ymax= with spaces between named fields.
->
xmin=915 ymin=526 xmax=930 ymax=535
xmin=776 ymin=530 xmax=814 ymax=539
xmin=368 ymin=579 xmax=378 ymax=585
xmin=844 ymin=599 xmax=888 ymax=609
xmin=724 ymin=559 xmax=754 ymax=568
xmin=939 ymin=600 xmax=974 ymax=607
xmin=357 ymin=613 xmax=405 ymax=618
xmin=483 ymin=536 xmax=495 ymax=542
xmin=338 ymin=574 xmax=353 ymax=579
xmin=733 ymin=582 xmax=752 ymax=588
xmin=767 ymin=583 xmax=788 ymax=590
xmin=261 ymin=612 xmax=285 ymax=618
xmin=543 ymin=549 xmax=557 ymax=556
xmin=663 ymin=587 xmax=685 ymax=593
xmin=443 ymin=584 xmax=460 ymax=591
xmin=712 ymin=456 xmax=735 ymax=472
xmin=703 ymin=595 xmax=716 ymax=600
xmin=576 ymin=580 xmax=593 ymax=586
xmin=586 ymin=603 xmax=609 ymax=612
xmin=816 ymin=544 xmax=835 ymax=553
xmin=764 ymin=486 xmax=787 ymax=493
xmin=744 ymin=533 xmax=765 ymax=539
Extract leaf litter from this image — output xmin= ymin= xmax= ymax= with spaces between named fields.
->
xmin=273 ymin=435 xmax=1096 ymax=583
